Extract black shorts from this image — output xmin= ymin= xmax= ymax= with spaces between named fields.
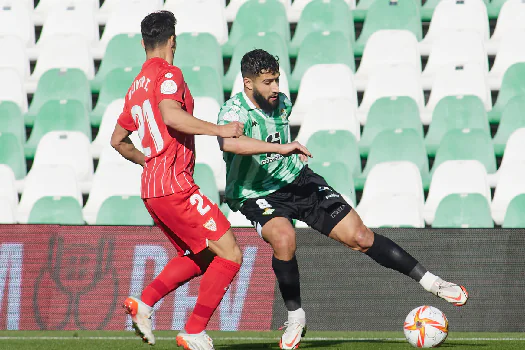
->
xmin=239 ymin=166 xmax=352 ymax=236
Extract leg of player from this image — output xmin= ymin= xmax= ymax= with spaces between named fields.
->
xmin=328 ymin=210 xmax=469 ymax=306
xmin=261 ymin=217 xmax=306 ymax=350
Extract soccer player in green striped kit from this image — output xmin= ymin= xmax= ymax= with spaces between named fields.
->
xmin=217 ymin=49 xmax=468 ymax=349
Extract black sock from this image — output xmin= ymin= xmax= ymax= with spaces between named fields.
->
xmin=272 ymin=255 xmax=301 ymax=311
xmin=365 ymin=232 xmax=427 ymax=281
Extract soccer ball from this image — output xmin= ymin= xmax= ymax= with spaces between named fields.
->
xmin=403 ymin=305 xmax=448 ymax=348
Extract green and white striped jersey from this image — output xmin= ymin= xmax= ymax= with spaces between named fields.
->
xmin=217 ymin=92 xmax=304 ymax=211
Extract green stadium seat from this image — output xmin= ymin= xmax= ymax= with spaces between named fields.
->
xmin=432 ymin=193 xmax=494 ymax=228
xmin=181 ymin=66 xmax=224 ymax=104
xmin=354 ymin=0 xmax=421 ymax=22
xmin=174 ymin=33 xmax=224 ymax=78
xmin=487 ymin=0 xmax=508 ymax=20
xmin=194 ymin=163 xmax=220 ymax=205
xmin=90 ymin=67 xmax=140 ymax=127
xmin=0 ymin=132 xmax=26 ymax=180
xmin=91 ymin=34 xmax=145 ymax=93
xmin=360 ymin=128 xmax=429 ymax=189
xmin=26 ymin=100 xmax=92 ymax=158
xmin=425 ymin=95 xmax=489 ymax=156
xmin=223 ymin=31 xmax=290 ymax=91
xmin=488 ymin=62 xmax=525 ymax=124
xmin=493 ymin=95 xmax=525 ymax=156
xmin=359 ymin=97 xmax=422 ymax=157
xmin=308 ymin=161 xmax=356 ymax=206
xmin=422 ymin=0 xmax=489 ymax=21
xmin=305 ymin=130 xmax=361 ymax=181
xmin=432 ymin=129 xmax=496 ymax=175
xmin=290 ymin=31 xmax=355 ymax=92
xmin=0 ymin=101 xmax=25 ymax=143
xmin=502 ymin=194 xmax=525 ymax=228
xmin=25 ymin=68 xmax=91 ymax=127
xmin=354 ymin=0 xmax=422 ymax=56
xmin=222 ymin=0 xmax=290 ymax=57
xmin=289 ymin=0 xmax=355 ymax=57
xmin=28 ymin=196 xmax=85 ymax=225
xmin=96 ymin=196 xmax=153 ymax=226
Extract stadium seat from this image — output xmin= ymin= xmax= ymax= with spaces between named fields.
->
xmin=230 ymin=70 xmax=291 ymax=99
xmin=0 ymin=68 xmax=28 ymax=113
xmin=195 ymin=135 xmax=226 ymax=192
xmin=33 ymin=0 xmax=99 ymax=25
xmin=422 ymin=0 xmax=489 ymax=21
xmin=359 ymin=96 xmax=423 ymax=157
xmin=83 ymin=162 xmax=143 ymax=224
xmin=419 ymin=0 xmax=489 ymax=56
xmin=225 ymin=0 xmax=289 ymax=22
xmin=354 ymin=0 xmax=422 ymax=56
xmin=421 ymin=31 xmax=488 ymax=90
xmin=222 ymin=0 xmax=290 ymax=57
xmin=91 ymin=34 xmax=145 ymax=92
xmin=425 ymin=95 xmax=489 ymax=156
xmin=353 ymin=0 xmax=421 ymax=22
xmin=358 ymin=194 xmax=424 ymax=228
xmin=354 ymin=30 xmax=421 ymax=91
xmin=32 ymin=131 xmax=94 ymax=192
xmin=488 ymin=32 xmax=525 ymax=90
xmin=488 ymin=63 xmax=525 ymax=123
xmin=0 ymin=132 xmax=26 ymax=180
xmin=289 ymin=0 xmax=355 ymax=57
xmin=360 ymin=129 xmax=429 ymax=189
xmin=181 ymin=66 xmax=224 ymax=104
xmin=193 ymin=163 xmax=220 ymax=205
xmin=0 ymin=36 xmax=29 ymax=81
xmin=487 ymin=0 xmax=525 ymax=54
xmin=496 ymin=128 xmax=525 ymax=177
xmin=97 ymin=136 xmax=142 ymax=168
xmin=358 ymin=64 xmax=424 ymax=125
xmin=288 ymin=0 xmax=355 ymax=23
xmin=493 ymin=95 xmax=525 ymax=156
xmin=96 ymin=195 xmax=153 ymax=225
xmin=0 ymin=165 xmax=18 ymax=216
xmin=174 ymin=33 xmax=223 ymax=79
xmin=502 ymin=194 xmax=525 ymax=228
xmin=26 ymin=100 xmax=92 ymax=159
xmin=0 ymin=102 xmax=24 ymax=143
xmin=91 ymin=67 xmax=140 ymax=126
xmin=424 ymin=160 xmax=491 ymax=225
xmin=426 ymin=63 xmax=492 ymax=120
xmin=17 ymin=164 xmax=82 ymax=223
xmin=27 ymin=196 xmax=85 ymax=225
xmin=308 ymin=160 xmax=356 ymax=206
xmin=290 ymin=31 xmax=355 ymax=92
xmin=165 ymin=0 xmax=228 ymax=46
xmin=91 ymin=99 xmax=126 ymax=158
xmin=227 ymin=208 xmax=253 ymax=227
xmin=0 ymin=198 xmax=15 ymax=224
xmin=193 ymin=97 xmax=221 ymax=124
xmin=223 ymin=31 xmax=291 ymax=91
xmin=98 ymin=0 xmax=162 ymax=24
xmin=491 ymin=162 xmax=525 ymax=225
xmin=296 ymin=99 xmax=360 ymax=144
xmin=0 ymin=2 xmax=34 ymax=47
xmin=26 ymin=68 xmax=92 ymax=127
xmin=305 ymin=130 xmax=361 ymax=181
xmin=432 ymin=193 xmax=494 ymax=228
xmin=289 ymin=64 xmax=357 ymax=126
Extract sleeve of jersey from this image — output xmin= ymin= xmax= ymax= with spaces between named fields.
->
xmin=282 ymin=93 xmax=293 ymax=119
xmin=217 ymin=100 xmax=245 ymax=126
xmin=155 ymin=67 xmax=186 ymax=104
xmin=117 ymin=103 xmax=137 ymax=132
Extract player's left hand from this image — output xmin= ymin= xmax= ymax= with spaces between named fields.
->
xmin=278 ymin=141 xmax=313 ymax=159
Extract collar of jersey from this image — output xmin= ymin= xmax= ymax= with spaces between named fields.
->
xmin=241 ymin=91 xmax=273 ymax=118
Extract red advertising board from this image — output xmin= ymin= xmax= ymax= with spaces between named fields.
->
xmin=0 ymin=225 xmax=275 ymax=331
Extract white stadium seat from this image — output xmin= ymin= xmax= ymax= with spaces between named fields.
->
xmin=33 ymin=0 xmax=99 ymax=26
xmin=97 ymin=134 xmax=143 ymax=168
xmin=488 ymin=32 xmax=525 ymax=90
xmin=227 ymin=209 xmax=253 ymax=227
xmin=491 ymin=162 xmax=525 ymax=225
xmin=0 ymin=2 xmax=35 ymax=47
xmin=0 ymin=36 xmax=29 ymax=80
xmin=195 ymin=135 xmax=226 ymax=192
xmin=91 ymin=99 xmax=126 ymax=158
xmin=17 ymin=164 xmax=82 ymax=223
xmin=0 ymin=165 xmax=18 ymax=215
xmin=287 ymin=0 xmax=355 ymax=22
xmin=193 ymin=97 xmax=221 ymax=124
xmin=98 ymin=0 xmax=162 ymax=24
xmin=492 ymin=128 xmax=525 ymax=185
xmin=355 ymin=30 xmax=421 ymax=91
xmin=424 ymin=160 xmax=491 ymax=225
xmin=0 ymin=68 xmax=28 ymax=113
xmin=487 ymin=0 xmax=525 ymax=55
xmin=226 ymin=0 xmax=290 ymax=22
xmin=358 ymin=194 xmax=425 ymax=228
xmin=231 ymin=70 xmax=291 ymax=100
xmin=0 ymin=198 xmax=15 ymax=224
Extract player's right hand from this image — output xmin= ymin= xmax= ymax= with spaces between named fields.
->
xmin=278 ymin=141 xmax=313 ymax=158
xmin=219 ymin=122 xmax=244 ymax=138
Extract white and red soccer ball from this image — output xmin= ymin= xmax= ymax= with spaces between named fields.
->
xmin=404 ymin=305 xmax=449 ymax=348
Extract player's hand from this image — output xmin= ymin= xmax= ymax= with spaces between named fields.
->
xmin=218 ymin=122 xmax=244 ymax=138
xmin=278 ymin=141 xmax=313 ymax=158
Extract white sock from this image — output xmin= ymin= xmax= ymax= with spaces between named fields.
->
xmin=419 ymin=272 xmax=440 ymax=292
xmin=288 ymin=308 xmax=306 ymax=324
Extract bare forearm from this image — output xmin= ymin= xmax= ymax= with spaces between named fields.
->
xmin=220 ymin=136 xmax=281 ymax=155
xmin=112 ymin=139 xmax=145 ymax=167
xmin=164 ymin=108 xmax=220 ymax=136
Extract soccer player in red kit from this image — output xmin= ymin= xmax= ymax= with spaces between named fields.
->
xmin=110 ymin=11 xmax=244 ymax=350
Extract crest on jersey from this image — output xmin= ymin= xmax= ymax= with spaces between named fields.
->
xmin=161 ymin=80 xmax=178 ymax=94
xmin=203 ymin=218 xmax=217 ymax=231
xmin=280 ymin=108 xmax=288 ymax=121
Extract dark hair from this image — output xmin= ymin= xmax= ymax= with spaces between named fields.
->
xmin=241 ymin=49 xmax=279 ymax=78
xmin=141 ymin=10 xmax=176 ymax=51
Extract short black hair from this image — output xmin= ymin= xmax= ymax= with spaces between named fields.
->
xmin=141 ymin=10 xmax=176 ymax=51
xmin=241 ymin=49 xmax=279 ymax=78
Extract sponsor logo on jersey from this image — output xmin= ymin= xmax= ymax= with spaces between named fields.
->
xmin=325 ymin=193 xmax=340 ymax=200
xmin=203 ymin=218 xmax=217 ymax=231
xmin=330 ymin=205 xmax=346 ymax=218
xmin=160 ymin=79 xmax=178 ymax=94
xmin=318 ymin=186 xmax=331 ymax=192
xmin=223 ymin=111 xmax=240 ymax=122
xmin=261 ymin=154 xmax=283 ymax=165
xmin=262 ymin=208 xmax=275 ymax=216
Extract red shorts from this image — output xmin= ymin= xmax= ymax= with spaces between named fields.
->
xmin=143 ymin=186 xmax=231 ymax=256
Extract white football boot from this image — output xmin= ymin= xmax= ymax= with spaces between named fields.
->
xmin=176 ymin=330 xmax=214 ymax=350
xmin=431 ymin=278 xmax=469 ymax=306
xmin=123 ymin=296 xmax=155 ymax=345
xmin=279 ymin=319 xmax=307 ymax=349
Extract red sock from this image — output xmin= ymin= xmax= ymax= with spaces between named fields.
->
xmin=141 ymin=256 xmax=202 ymax=307
xmin=185 ymin=256 xmax=240 ymax=334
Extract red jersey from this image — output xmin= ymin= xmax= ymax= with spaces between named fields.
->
xmin=118 ymin=57 xmax=196 ymax=198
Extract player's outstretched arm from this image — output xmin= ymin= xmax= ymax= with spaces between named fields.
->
xmin=219 ymin=136 xmax=312 ymax=159
xmin=159 ymin=100 xmax=244 ymax=137
xmin=110 ymin=123 xmax=146 ymax=167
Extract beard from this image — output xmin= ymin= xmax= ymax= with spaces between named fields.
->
xmin=253 ymin=87 xmax=278 ymax=114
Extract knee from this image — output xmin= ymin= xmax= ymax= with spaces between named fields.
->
xmin=353 ymin=224 xmax=374 ymax=252
xmin=269 ymin=229 xmax=296 ymax=259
